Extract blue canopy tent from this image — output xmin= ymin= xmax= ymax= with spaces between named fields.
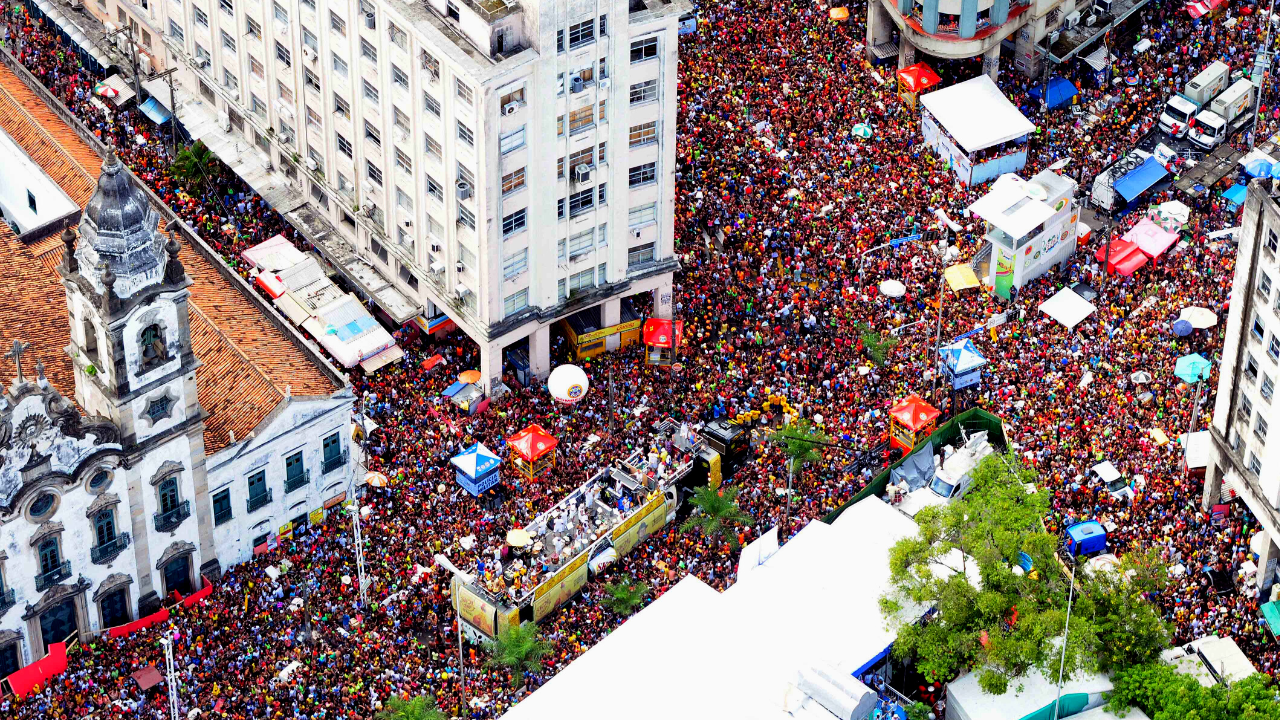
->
xmin=1029 ymin=77 xmax=1079 ymax=110
xmin=939 ymin=338 xmax=987 ymax=390
xmin=1223 ymin=184 xmax=1247 ymax=210
xmin=139 ymin=97 xmax=174 ymax=126
xmin=442 ymin=380 xmax=467 ymax=397
xmin=450 ymin=443 xmax=502 ymax=496
xmin=1113 ymin=157 xmax=1170 ymax=205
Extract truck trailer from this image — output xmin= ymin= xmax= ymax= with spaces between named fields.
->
xmin=1159 ymin=61 xmax=1230 ymax=137
xmin=1189 ymin=78 xmax=1255 ymax=150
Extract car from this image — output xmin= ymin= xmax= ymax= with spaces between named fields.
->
xmin=1091 ymin=461 xmax=1133 ymax=502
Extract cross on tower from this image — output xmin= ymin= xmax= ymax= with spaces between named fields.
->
xmin=4 ymin=340 xmax=30 ymax=385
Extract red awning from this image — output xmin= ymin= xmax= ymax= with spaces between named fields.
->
xmin=897 ymin=62 xmax=942 ymax=93
xmin=4 ymin=643 xmax=68 ymax=698
xmin=643 ymin=318 xmax=675 ymax=347
xmin=131 ymin=665 xmax=164 ymax=690
xmin=507 ymin=424 xmax=558 ymax=462
xmin=888 ymin=394 xmax=941 ymax=431
xmin=107 ymin=607 xmax=170 ymax=638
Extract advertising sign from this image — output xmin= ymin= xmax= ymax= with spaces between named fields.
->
xmin=612 ymin=496 xmax=670 ymax=557
xmin=496 ymin=607 xmax=521 ymax=637
xmin=309 ymin=508 xmax=325 ymax=526
xmin=453 ymin=578 xmax=497 ymax=637
xmin=994 ymin=246 xmax=1015 ymax=299
xmin=533 ymin=552 xmax=589 ymax=622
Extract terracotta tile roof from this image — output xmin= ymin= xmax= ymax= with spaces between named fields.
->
xmin=0 ymin=65 xmax=339 ymax=453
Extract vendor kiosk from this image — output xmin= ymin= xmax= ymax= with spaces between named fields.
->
xmin=451 ymin=443 xmax=502 ymax=496
xmin=920 ymin=75 xmax=1035 ymax=186
xmin=558 ymin=304 xmax=644 ymax=360
xmin=897 ymin=62 xmax=941 ymax=111
xmin=643 ymin=318 xmax=684 ymax=366
xmin=969 ymin=170 xmax=1080 ymax=300
xmin=888 ymin=395 xmax=940 ymax=454
xmin=508 ymin=424 xmax=558 ymax=481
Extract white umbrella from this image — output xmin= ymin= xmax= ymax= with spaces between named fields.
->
xmin=1130 ymin=371 xmax=1153 ymax=384
xmin=1158 ymin=200 xmax=1191 ymax=225
xmin=1179 ymin=306 xmax=1218 ymax=329
xmin=879 ymin=279 xmax=906 ymax=298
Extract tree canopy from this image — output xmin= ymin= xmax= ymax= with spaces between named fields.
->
xmin=1107 ymin=662 xmax=1280 ymax=720
xmin=880 ymin=451 xmax=1171 ymax=694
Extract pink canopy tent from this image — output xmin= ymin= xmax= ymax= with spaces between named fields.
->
xmin=1124 ymin=218 xmax=1179 ymax=260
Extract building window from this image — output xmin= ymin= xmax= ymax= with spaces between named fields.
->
xmin=398 ymin=263 xmax=419 ymax=291
xmin=330 ymin=10 xmax=347 ymax=35
xmin=504 ymin=289 xmax=529 ymax=318
xmin=569 ymin=148 xmax=595 ymax=172
xmin=1271 ymin=335 xmax=1280 ymax=362
xmin=1257 ymin=416 xmax=1270 ymax=444
xmin=333 ymin=53 xmax=348 ymax=78
xmin=557 ymin=29 xmax=565 ymax=52
xmin=630 ymin=36 xmax=658 ymax=63
xmin=212 ymin=489 xmax=232 ymax=524
xmin=502 ymin=167 xmax=526 ymax=195
xmin=420 ymin=50 xmax=440 ymax=80
xmin=628 ymin=202 xmax=657 ymax=227
xmin=222 ymin=30 xmax=236 ymax=51
xmin=459 ymin=244 xmax=477 ymax=270
xmin=1262 ymin=272 xmax=1275 ymax=299
xmin=159 ymin=476 xmax=180 ymax=514
xmin=501 ymin=88 xmax=526 ymax=108
xmin=94 ymin=510 xmax=117 ymax=547
xmin=629 ymin=121 xmax=658 ymax=147
xmin=364 ymin=120 xmax=381 ymax=146
xmin=426 ymin=174 xmax=443 ymax=202
xmin=598 ymin=183 xmax=608 ymax=205
xmin=1250 ymin=451 xmax=1264 ymax=475
xmin=557 ymin=114 xmax=565 ymax=136
xmin=457 ymin=163 xmax=475 ymax=188
xmin=629 ymin=162 xmax=657 ymax=188
xmin=38 ymin=538 xmax=61 ymax=575
xmin=334 ymin=93 xmax=350 ymax=118
xmin=598 ymin=142 xmax=607 ymax=165
xmin=224 ymin=69 xmax=239 ymax=90
xmin=247 ymin=469 xmax=268 ymax=509
xmin=1246 ymin=353 xmax=1260 ymax=383
xmin=458 ymin=205 xmax=476 ymax=230
xmin=569 ymin=228 xmax=594 ymax=257
xmin=456 ymin=79 xmax=473 ymax=105
xmin=30 ymin=492 xmax=56 ymax=520
xmin=275 ymin=41 xmax=292 ymax=66
xmin=146 ymin=396 xmax=172 ymax=422
xmin=303 ymin=27 xmax=318 ymax=51
xmin=424 ymin=133 xmax=442 ymax=160
xmin=598 ymin=99 xmax=607 ymax=122
xmin=139 ymin=324 xmax=167 ymax=370
xmin=371 ymin=238 xmax=388 ymax=263
xmin=310 ymin=181 xmax=328 ymax=208
xmin=278 ymin=81 xmax=294 ymax=104
xmin=396 ymin=186 xmax=413 ymax=210
xmin=367 ymin=161 xmax=383 ymax=185
xmin=395 ymin=148 xmax=412 ymax=173
xmin=630 ymin=79 xmax=658 ymax=105
xmin=360 ymin=38 xmax=377 ymax=63
xmin=503 ymin=247 xmax=528 ymax=279
xmin=502 ymin=208 xmax=527 ymax=236
xmin=1264 ymin=375 xmax=1275 ymax=402
xmin=363 ymin=80 xmax=379 ymax=103
xmin=1253 ymin=315 xmax=1266 ymax=343
xmin=219 ymin=0 xmax=232 ymax=13
xmin=569 ymin=268 xmax=595 ymax=293
xmin=569 ymin=105 xmax=594 ymax=134
xmin=244 ymin=16 xmax=261 ymax=38
xmin=557 ymin=198 xmax=565 ymax=219
xmin=194 ymin=6 xmax=208 ymax=27
xmin=169 ymin=20 xmax=184 ymax=41
xmin=457 ymin=121 xmax=474 ymax=146
xmin=628 ymin=242 xmax=656 ymax=268
xmin=1240 ymin=392 xmax=1254 ymax=423
xmin=1268 ymin=228 xmax=1280 ymax=255
xmin=305 ymin=68 xmax=321 ymax=93
xmin=392 ymin=64 xmax=408 ymax=89
xmin=569 ymin=188 xmax=595 ymax=217
xmin=568 ymin=19 xmax=594 ymax=48
xmin=500 ymin=126 xmax=525 ymax=154
xmin=423 ymin=91 xmax=441 ymax=117
xmin=388 ymin=22 xmax=407 ymax=49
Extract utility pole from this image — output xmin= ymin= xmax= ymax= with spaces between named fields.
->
xmin=457 ymin=613 xmax=469 ymax=714
xmin=103 ymin=24 xmax=142 ymax=98
xmin=1252 ymin=0 xmax=1279 ymax=151
xmin=1052 ymin=563 xmax=1077 ymax=720
xmin=149 ymin=67 xmax=180 ymax=153
xmin=930 ymin=273 xmax=946 ymax=403
xmin=351 ymin=397 xmax=370 ymax=608
xmin=160 ymin=635 xmax=180 ymax=720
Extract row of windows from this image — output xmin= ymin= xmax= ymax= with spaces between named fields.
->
xmin=211 ymin=432 xmax=345 ymax=524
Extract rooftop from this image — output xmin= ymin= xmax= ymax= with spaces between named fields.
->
xmin=0 ymin=64 xmax=339 ymax=453
xmin=0 ymin=127 xmax=79 ymax=241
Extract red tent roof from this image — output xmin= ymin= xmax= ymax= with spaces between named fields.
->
xmin=643 ymin=318 xmax=675 ymax=348
xmin=897 ymin=63 xmax=942 ymax=93
xmin=507 ymin=424 xmax=558 ymax=462
xmin=888 ymin=394 xmax=941 ymax=431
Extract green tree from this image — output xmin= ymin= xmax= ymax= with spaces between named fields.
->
xmin=376 ymin=695 xmax=446 ymax=720
xmin=680 ymin=484 xmax=753 ymax=551
xmin=1107 ymin=662 xmax=1280 ymax=720
xmin=483 ymin=622 xmax=552 ymax=688
xmin=170 ymin=141 xmax=219 ymax=192
xmin=600 ymin=578 xmax=649 ymax=616
xmin=881 ymin=452 xmax=1170 ymax=693
xmin=771 ymin=420 xmax=829 ymax=534
xmin=856 ymin=321 xmax=900 ymax=367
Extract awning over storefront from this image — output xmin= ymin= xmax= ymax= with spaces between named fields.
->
xmin=1082 ymin=45 xmax=1112 ymax=72
xmin=359 ymin=344 xmax=404 ymax=373
xmin=139 ymin=97 xmax=173 ymax=125
xmin=143 ymin=78 xmax=174 ymax=111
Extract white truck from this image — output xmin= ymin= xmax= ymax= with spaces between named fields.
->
xmin=1160 ymin=61 xmax=1230 ymax=138
xmin=1188 ymin=78 xmax=1255 ymax=150
xmin=894 ymin=431 xmax=994 ymax=518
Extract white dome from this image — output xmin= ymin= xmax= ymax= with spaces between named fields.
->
xmin=547 ymin=364 xmax=590 ymax=404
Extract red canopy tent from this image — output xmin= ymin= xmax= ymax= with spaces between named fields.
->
xmin=508 ymin=424 xmax=558 ymax=480
xmin=1114 ymin=251 xmax=1150 ymax=276
xmin=1094 ymin=239 xmax=1144 ymax=275
xmin=897 ymin=63 xmax=942 ymax=109
xmin=643 ymin=319 xmax=684 ymax=366
xmin=888 ymin=394 xmax=941 ymax=453
xmin=4 ymin=642 xmax=68 ymax=698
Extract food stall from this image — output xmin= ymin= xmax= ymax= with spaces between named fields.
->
xmin=897 ymin=62 xmax=941 ymax=110
xmin=450 ymin=443 xmax=502 ymax=496
xmin=643 ymin=318 xmax=684 ymax=366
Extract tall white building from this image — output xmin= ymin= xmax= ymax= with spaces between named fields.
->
xmin=1205 ymin=180 xmax=1280 ymax=588
xmin=157 ymin=0 xmax=688 ymax=386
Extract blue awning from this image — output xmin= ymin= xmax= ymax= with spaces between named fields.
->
xmin=1113 ymin=157 xmax=1169 ymax=202
xmin=1223 ymin=184 xmax=1247 ymax=207
xmin=139 ymin=97 xmax=173 ymax=125
xmin=1029 ymin=76 xmax=1079 ymax=110
xmin=442 ymin=380 xmax=467 ymax=397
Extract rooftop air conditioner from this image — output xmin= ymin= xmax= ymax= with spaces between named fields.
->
xmin=632 ymin=229 xmax=642 ymax=239
xmin=455 ymin=262 xmax=465 ymax=274
xmin=570 ymin=75 xmax=585 ymax=93
xmin=258 ymin=149 xmax=273 ymax=169
xmin=140 ymin=54 xmax=153 ymax=75
xmin=456 ymin=181 xmax=472 ymax=200
xmin=573 ymin=164 xmax=591 ymax=184
xmin=1084 ymin=12 xmax=1098 ymax=26
xmin=503 ymin=102 xmax=519 ymax=115
xmin=305 ymin=157 xmax=318 ymax=171
xmin=1049 ymin=30 xmax=1060 ymax=44
xmin=68 ymin=0 xmax=82 ymax=9
xmin=431 ymin=243 xmax=442 ymax=252
xmin=1064 ymin=10 xmax=1081 ymax=29
xmin=600 ymin=78 xmax=610 ymax=90
xmin=1093 ymin=0 xmax=1112 ymax=11
xmin=430 ymin=260 xmax=445 ymax=273
xmin=198 ymin=57 xmax=211 ymax=69
xmin=302 ymin=46 xmax=316 ymax=62
xmin=365 ymin=12 xmax=376 ymax=29
xmin=219 ymin=114 xmax=231 ymax=132
xmin=403 ymin=219 xmax=412 ymax=228
xmin=455 ymin=284 xmax=470 ymax=298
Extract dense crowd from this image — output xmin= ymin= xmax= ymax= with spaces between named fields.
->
xmin=2 ymin=0 xmax=1279 ymax=716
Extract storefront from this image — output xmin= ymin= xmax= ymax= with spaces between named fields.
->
xmin=558 ymin=305 xmax=643 ymax=360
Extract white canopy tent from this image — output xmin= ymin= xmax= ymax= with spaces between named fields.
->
xmin=1039 ymin=287 xmax=1097 ymax=329
xmin=919 ymin=75 xmax=1036 ymax=154
xmin=1181 ymin=430 xmax=1213 ymax=470
xmin=968 ymin=174 xmax=1057 ymax=239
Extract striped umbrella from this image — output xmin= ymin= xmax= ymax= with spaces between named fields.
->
xmin=851 ymin=123 xmax=874 ymax=140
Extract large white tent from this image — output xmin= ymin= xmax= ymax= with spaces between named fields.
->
xmin=1039 ymin=287 xmax=1097 ymax=329
xmin=919 ymin=75 xmax=1036 ymax=154
xmin=502 ymin=498 xmax=939 ymax=720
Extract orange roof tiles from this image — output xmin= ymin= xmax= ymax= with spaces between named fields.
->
xmin=0 ymin=65 xmax=338 ymax=453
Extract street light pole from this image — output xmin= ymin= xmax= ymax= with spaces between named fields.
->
xmin=931 ymin=273 xmax=946 ymax=403
xmin=351 ymin=396 xmax=370 ymax=608
xmin=1052 ymin=563 xmax=1077 ymax=720
xmin=160 ymin=635 xmax=180 ymax=720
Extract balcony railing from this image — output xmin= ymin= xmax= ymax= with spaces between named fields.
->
xmin=34 ymin=561 xmax=71 ymax=592
xmin=285 ymin=469 xmax=311 ymax=494
xmin=0 ymin=588 xmax=14 ymax=613
xmin=322 ymin=451 xmax=348 ymax=475
xmin=247 ymin=489 xmax=274 ymax=513
xmin=154 ymin=500 xmax=191 ymax=533
xmin=91 ymin=533 xmax=131 ymax=565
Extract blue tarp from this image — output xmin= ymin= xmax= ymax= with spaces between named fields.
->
xmin=332 ymin=315 xmax=377 ymax=341
xmin=1223 ymin=184 xmax=1247 ymax=207
xmin=1029 ymin=76 xmax=1079 ymax=110
xmin=1113 ymin=157 xmax=1169 ymax=202
xmin=139 ymin=97 xmax=173 ymax=125
xmin=442 ymin=380 xmax=467 ymax=397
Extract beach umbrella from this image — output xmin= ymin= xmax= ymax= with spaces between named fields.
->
xmin=1130 ymin=371 xmax=1153 ymax=384
xmin=851 ymin=123 xmax=874 ymax=140
xmin=1271 ymin=162 xmax=1280 ymax=179
xmin=1246 ymin=158 xmax=1273 ymax=178
xmin=1171 ymin=319 xmax=1194 ymax=337
xmin=457 ymin=369 xmax=481 ymax=384
xmin=879 ymin=279 xmax=906 ymax=298
xmin=1174 ymin=353 xmax=1212 ymax=384
xmin=364 ymin=471 xmax=390 ymax=488
xmin=506 ymin=528 xmax=532 ymax=547
xmin=93 ymin=81 xmax=118 ymax=98
xmin=1178 ymin=306 xmax=1218 ymax=329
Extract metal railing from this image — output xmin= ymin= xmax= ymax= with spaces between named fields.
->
xmin=285 ymin=469 xmax=311 ymax=494
xmin=247 ymin=489 xmax=274 ymax=513
xmin=0 ymin=588 xmax=14 ymax=612
xmin=91 ymin=533 xmax=131 ymax=564
xmin=154 ymin=500 xmax=192 ymax=533
xmin=322 ymin=451 xmax=348 ymax=475
xmin=34 ymin=561 xmax=72 ymax=592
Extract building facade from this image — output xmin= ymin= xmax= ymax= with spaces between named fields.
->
xmin=155 ymin=0 xmax=687 ymax=387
